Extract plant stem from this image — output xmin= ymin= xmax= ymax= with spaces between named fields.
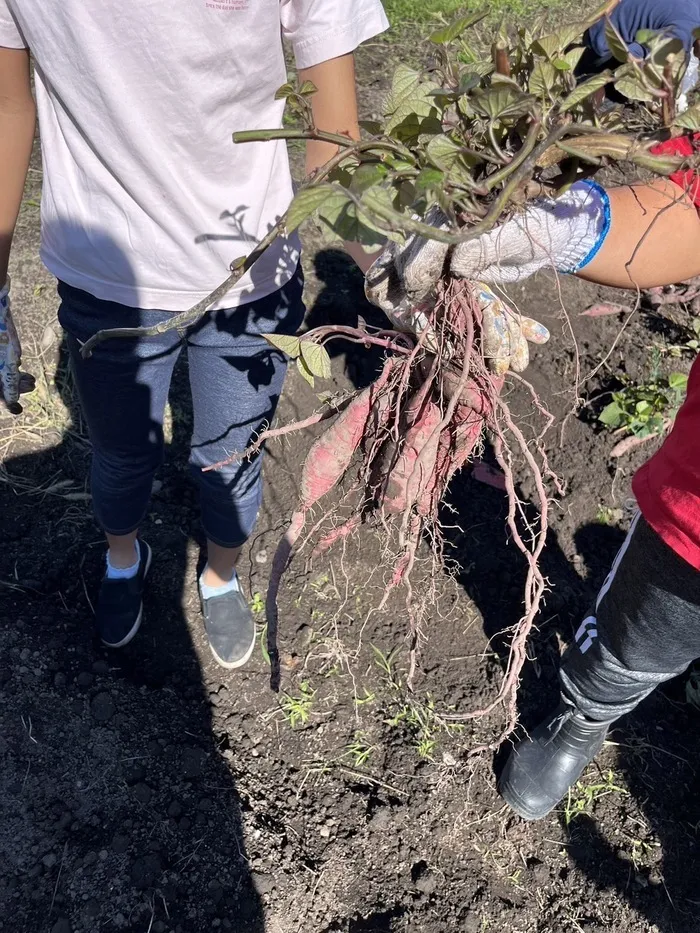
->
xmin=234 ymin=127 xmax=414 ymax=161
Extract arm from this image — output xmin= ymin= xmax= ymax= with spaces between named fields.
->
xmin=299 ymin=53 xmax=380 ymax=273
xmin=580 ymin=179 xmax=700 ymax=289
xmin=0 ymin=47 xmax=35 ymax=287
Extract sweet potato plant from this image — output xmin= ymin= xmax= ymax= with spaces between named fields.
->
xmin=83 ymin=1 xmax=700 ymax=748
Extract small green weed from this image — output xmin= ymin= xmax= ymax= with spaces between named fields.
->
xmin=259 ymin=622 xmax=270 ymax=666
xmin=599 ymin=372 xmax=688 ymax=439
xmin=596 ymin=505 xmax=623 ymax=526
xmin=629 ymin=837 xmax=658 ymax=871
xmin=250 ymin=591 xmax=265 ymax=615
xmin=664 ymin=318 xmax=700 ymax=357
xmin=384 ymin=694 xmax=463 ymax=761
xmin=354 ymin=687 xmax=376 ymax=707
xmin=371 ymin=644 xmax=402 ymax=690
xmin=280 ymin=681 xmax=315 ymax=728
xmin=344 ymin=731 xmax=377 ymax=767
xmin=563 ymin=770 xmax=628 ymax=826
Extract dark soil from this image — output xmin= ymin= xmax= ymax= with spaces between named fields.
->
xmin=3 ymin=36 xmax=700 ymax=933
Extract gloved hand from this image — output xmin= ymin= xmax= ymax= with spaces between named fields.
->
xmin=365 ymin=180 xmax=610 ymax=313
xmin=475 ymin=283 xmax=549 ymax=375
xmin=0 ymin=280 xmax=34 ymax=414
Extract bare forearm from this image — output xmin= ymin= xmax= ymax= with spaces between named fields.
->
xmin=299 ymin=54 xmax=381 ymax=273
xmin=579 ymin=179 xmax=700 ymax=290
xmin=299 ymin=53 xmax=360 ymax=177
xmin=0 ymin=49 xmax=36 ymax=288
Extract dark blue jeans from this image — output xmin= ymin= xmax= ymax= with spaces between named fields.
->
xmin=58 ymin=271 xmax=305 ymax=548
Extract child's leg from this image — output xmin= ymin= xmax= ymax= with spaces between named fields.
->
xmin=185 ymin=271 xmax=305 ymax=668
xmin=500 ymin=513 xmax=700 ymax=819
xmin=58 ymin=284 xmax=182 ymax=552
xmin=186 ymin=270 xmax=305 ymax=573
xmin=561 ymin=513 xmax=700 ymax=721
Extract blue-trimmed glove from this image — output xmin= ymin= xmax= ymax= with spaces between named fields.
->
xmin=366 ymin=180 xmax=611 ymax=311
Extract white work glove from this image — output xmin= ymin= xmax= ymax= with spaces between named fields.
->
xmin=475 ymin=283 xmax=550 ymax=375
xmin=0 ymin=280 xmax=34 ymax=414
xmin=365 ymin=180 xmax=610 ymax=311
xmin=678 ymin=52 xmax=699 ymax=114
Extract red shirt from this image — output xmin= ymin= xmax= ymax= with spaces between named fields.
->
xmin=632 ymin=134 xmax=700 ymax=570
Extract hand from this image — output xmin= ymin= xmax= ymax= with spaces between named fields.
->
xmin=365 ymin=181 xmax=609 ymax=314
xmin=475 ymin=283 xmax=549 ymax=375
xmin=0 ymin=280 xmax=35 ymax=414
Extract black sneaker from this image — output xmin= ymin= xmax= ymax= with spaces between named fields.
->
xmin=498 ymin=701 xmax=610 ymax=821
xmin=96 ymin=540 xmax=152 ymax=648
xmin=199 ymin=574 xmax=256 ymax=669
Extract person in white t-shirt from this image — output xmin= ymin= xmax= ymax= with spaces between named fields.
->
xmin=0 ymin=0 xmax=388 ymax=666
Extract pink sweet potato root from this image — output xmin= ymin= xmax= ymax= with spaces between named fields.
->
xmin=233 ymin=279 xmax=554 ymax=749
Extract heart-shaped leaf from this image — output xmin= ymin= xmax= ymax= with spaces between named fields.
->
xmin=285 ymin=184 xmax=339 ymax=235
xmin=264 ymin=334 xmax=302 ymax=358
xmin=300 ymin=342 xmax=332 ymax=380
xmin=296 ymin=356 xmax=315 ymax=388
xmin=429 ymin=10 xmax=487 ymax=45
xmin=560 ymin=70 xmax=612 ymax=111
xmin=604 ymin=19 xmax=630 ymax=63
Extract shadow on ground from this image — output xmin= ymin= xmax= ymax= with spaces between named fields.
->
xmin=0 ymin=339 xmax=265 ymax=933
xmin=444 ymin=471 xmax=700 ymax=933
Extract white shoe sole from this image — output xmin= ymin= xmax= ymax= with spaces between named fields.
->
xmin=208 ymin=627 xmax=257 ymax=670
xmin=101 ymin=543 xmax=153 ymax=649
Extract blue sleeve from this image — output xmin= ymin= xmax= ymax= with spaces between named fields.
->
xmin=586 ymin=0 xmax=700 ymax=61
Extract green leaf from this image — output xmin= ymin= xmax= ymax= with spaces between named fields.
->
xmin=553 ymin=58 xmax=572 ymax=71
xmin=298 ymin=80 xmax=317 ymax=96
xmin=348 ymin=163 xmax=389 ymax=195
xmin=649 ymin=35 xmax=684 ymax=69
xmin=472 ymin=85 xmax=534 ymax=120
xmin=359 ymin=119 xmax=382 ymax=136
xmin=296 ymin=356 xmax=315 ymax=388
xmin=264 ymin=334 xmax=302 ymax=358
xmin=300 ymin=342 xmax=332 ymax=380
xmin=274 ymin=82 xmax=296 ymax=100
xmin=599 ymin=401 xmax=624 ymax=427
xmin=604 ymin=19 xmax=630 ymax=63
xmin=415 ymin=166 xmax=445 ymax=190
xmin=384 ymin=65 xmax=439 ymax=136
xmin=560 ymin=71 xmax=612 ymax=111
xmin=668 ymin=372 xmax=689 ymax=391
xmin=635 ymin=28 xmax=660 ymax=46
xmin=317 ymin=187 xmax=390 ymax=247
xmin=529 ymin=59 xmax=558 ymax=98
xmin=285 ymin=184 xmax=338 ymax=235
xmin=613 ymin=63 xmax=655 ymax=102
xmin=532 ymin=25 xmax=586 ymax=60
xmin=673 ymin=103 xmax=700 ymax=130
xmin=429 ymin=10 xmax=487 ymax=45
xmin=563 ymin=46 xmax=585 ymax=71
xmin=426 ymin=134 xmax=471 ymax=174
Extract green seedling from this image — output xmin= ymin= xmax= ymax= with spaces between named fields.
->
xmin=344 ymin=732 xmax=377 ymax=767
xmin=599 ymin=372 xmax=688 ymax=439
xmin=563 ymin=770 xmax=628 ymax=826
xmin=250 ymin=591 xmax=265 ymax=615
xmin=596 ymin=505 xmax=623 ymax=525
xmin=280 ymin=681 xmax=315 ymax=728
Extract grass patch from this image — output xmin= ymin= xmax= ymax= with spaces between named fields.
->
xmin=382 ymin=0 xmax=572 ymax=25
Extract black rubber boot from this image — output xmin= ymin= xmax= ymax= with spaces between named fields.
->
xmin=498 ymin=702 xmax=610 ymax=821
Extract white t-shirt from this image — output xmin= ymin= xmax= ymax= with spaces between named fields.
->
xmin=0 ymin=0 xmax=388 ymax=310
